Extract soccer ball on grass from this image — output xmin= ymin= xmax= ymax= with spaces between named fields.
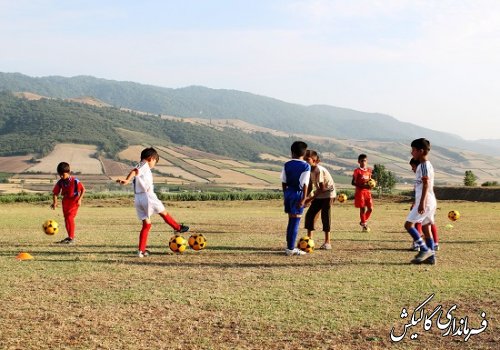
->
xmin=337 ymin=193 xmax=347 ymax=203
xmin=42 ymin=220 xmax=59 ymax=235
xmin=188 ymin=233 xmax=207 ymax=251
xmin=169 ymin=234 xmax=188 ymax=253
xmin=298 ymin=236 xmax=314 ymax=253
xmin=448 ymin=210 xmax=460 ymax=221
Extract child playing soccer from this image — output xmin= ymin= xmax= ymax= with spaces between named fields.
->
xmin=405 ymin=138 xmax=437 ymax=264
xmin=409 ymin=158 xmax=440 ymax=252
xmin=51 ymin=162 xmax=85 ymax=244
xmin=351 ymin=154 xmax=373 ymax=232
xmin=281 ymin=141 xmax=310 ymax=256
xmin=304 ymin=150 xmax=336 ymax=250
xmin=117 ymin=147 xmax=189 ymax=257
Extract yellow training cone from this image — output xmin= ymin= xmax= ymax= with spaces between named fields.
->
xmin=16 ymin=252 xmax=34 ymax=261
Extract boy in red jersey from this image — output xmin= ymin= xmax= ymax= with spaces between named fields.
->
xmin=51 ymin=162 xmax=85 ymax=244
xmin=351 ymin=154 xmax=373 ymax=232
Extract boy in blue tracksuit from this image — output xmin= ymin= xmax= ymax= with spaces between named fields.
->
xmin=280 ymin=141 xmax=311 ymax=256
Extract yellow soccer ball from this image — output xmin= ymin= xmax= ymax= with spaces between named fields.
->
xmin=42 ymin=220 xmax=59 ymax=235
xmin=367 ymin=179 xmax=377 ymax=189
xmin=188 ymin=233 xmax=207 ymax=251
xmin=337 ymin=193 xmax=347 ymax=203
xmin=298 ymin=236 xmax=314 ymax=253
xmin=448 ymin=210 xmax=460 ymax=221
xmin=169 ymin=234 xmax=187 ymax=253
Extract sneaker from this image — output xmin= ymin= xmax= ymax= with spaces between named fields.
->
xmin=136 ymin=250 xmax=150 ymax=258
xmin=177 ymin=225 xmax=190 ymax=233
xmin=422 ymin=254 xmax=436 ymax=265
xmin=57 ymin=237 xmax=74 ymax=244
xmin=285 ymin=248 xmax=306 ymax=256
xmin=319 ymin=243 xmax=332 ymax=250
xmin=362 ymin=226 xmax=371 ymax=232
xmin=434 ymin=244 xmax=439 ymax=251
xmin=411 ymin=250 xmax=434 ymax=264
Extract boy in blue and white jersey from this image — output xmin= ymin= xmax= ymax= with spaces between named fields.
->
xmin=280 ymin=141 xmax=311 ymax=256
xmin=405 ymin=138 xmax=437 ymax=265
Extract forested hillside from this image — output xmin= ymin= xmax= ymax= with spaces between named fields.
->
xmin=0 ymin=91 xmax=349 ymax=161
xmin=2 ymin=72 xmax=496 ymax=156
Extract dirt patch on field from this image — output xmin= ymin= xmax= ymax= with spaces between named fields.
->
xmin=0 ymin=155 xmax=34 ymax=173
xmin=435 ymin=186 xmax=500 ymax=202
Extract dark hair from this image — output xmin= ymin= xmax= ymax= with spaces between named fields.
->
xmin=140 ymin=147 xmax=160 ymax=162
xmin=56 ymin=162 xmax=70 ymax=174
xmin=411 ymin=138 xmax=431 ymax=152
xmin=291 ymin=141 xmax=308 ymax=157
xmin=358 ymin=154 xmax=367 ymax=161
xmin=306 ymin=149 xmax=320 ymax=161
xmin=409 ymin=158 xmax=419 ymax=166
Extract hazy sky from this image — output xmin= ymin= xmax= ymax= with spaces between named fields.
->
xmin=1 ymin=0 xmax=499 ymax=140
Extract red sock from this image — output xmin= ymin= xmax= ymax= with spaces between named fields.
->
xmin=431 ymin=224 xmax=439 ymax=244
xmin=139 ymin=222 xmax=152 ymax=252
xmin=364 ymin=208 xmax=372 ymax=222
xmin=359 ymin=210 xmax=366 ymax=224
xmin=65 ymin=216 xmax=76 ymax=239
xmin=160 ymin=213 xmax=181 ymax=231
xmin=415 ymin=222 xmax=423 ymax=234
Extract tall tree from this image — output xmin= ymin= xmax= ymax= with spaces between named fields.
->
xmin=372 ymin=164 xmax=396 ymax=196
xmin=464 ymin=170 xmax=478 ymax=186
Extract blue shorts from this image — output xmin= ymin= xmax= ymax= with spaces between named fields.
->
xmin=284 ymin=189 xmax=304 ymax=215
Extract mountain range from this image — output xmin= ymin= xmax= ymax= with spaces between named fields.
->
xmin=1 ymin=72 xmax=499 ymax=156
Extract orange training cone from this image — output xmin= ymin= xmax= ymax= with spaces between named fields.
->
xmin=16 ymin=252 xmax=34 ymax=261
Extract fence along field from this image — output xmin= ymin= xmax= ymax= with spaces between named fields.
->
xmin=0 ymin=199 xmax=498 ymax=349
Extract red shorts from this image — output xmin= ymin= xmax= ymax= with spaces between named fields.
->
xmin=354 ymin=190 xmax=373 ymax=209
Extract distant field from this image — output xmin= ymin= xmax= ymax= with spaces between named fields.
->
xmin=26 ymin=143 xmax=103 ymax=174
xmin=0 ymin=199 xmax=498 ymax=349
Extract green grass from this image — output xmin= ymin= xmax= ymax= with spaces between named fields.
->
xmin=0 ymin=199 xmax=498 ymax=349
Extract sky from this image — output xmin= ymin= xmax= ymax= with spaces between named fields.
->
xmin=1 ymin=0 xmax=499 ymax=140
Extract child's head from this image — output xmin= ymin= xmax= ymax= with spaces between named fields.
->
xmin=304 ymin=150 xmax=320 ymax=167
xmin=140 ymin=147 xmax=160 ymax=162
xmin=290 ymin=141 xmax=308 ymax=159
xmin=410 ymin=138 xmax=431 ymax=161
xmin=409 ymin=158 xmax=419 ymax=173
xmin=357 ymin=154 xmax=368 ymax=167
xmin=56 ymin=162 xmax=70 ymax=178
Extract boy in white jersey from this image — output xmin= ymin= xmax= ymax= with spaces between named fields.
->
xmin=404 ymin=138 xmax=436 ymax=265
xmin=117 ymin=147 xmax=189 ymax=257
xmin=304 ymin=150 xmax=336 ymax=250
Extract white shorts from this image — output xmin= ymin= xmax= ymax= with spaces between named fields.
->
xmin=406 ymin=203 xmax=436 ymax=225
xmin=134 ymin=192 xmax=165 ymax=220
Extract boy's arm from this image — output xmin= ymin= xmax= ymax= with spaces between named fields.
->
xmin=51 ymin=194 xmax=57 ymax=210
xmin=77 ymin=184 xmax=85 ymax=206
xmin=418 ymin=178 xmax=429 ymax=214
xmin=117 ymin=169 xmax=138 ymax=185
xmin=299 ymin=183 xmax=309 ymax=208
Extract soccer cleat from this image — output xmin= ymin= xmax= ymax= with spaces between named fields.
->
xmin=422 ymin=254 xmax=436 ymax=265
xmin=319 ymin=243 xmax=332 ymax=250
xmin=57 ymin=237 xmax=74 ymax=244
xmin=285 ymin=248 xmax=306 ymax=256
xmin=434 ymin=244 xmax=439 ymax=251
xmin=411 ymin=250 xmax=434 ymax=264
xmin=136 ymin=250 xmax=150 ymax=258
xmin=177 ymin=225 xmax=190 ymax=233
xmin=362 ymin=226 xmax=371 ymax=232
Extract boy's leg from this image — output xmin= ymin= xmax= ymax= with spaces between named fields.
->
xmin=286 ymin=214 xmax=301 ymax=250
xmin=431 ymin=224 xmax=439 ymax=244
xmin=415 ymin=222 xmax=423 ymax=234
xmin=304 ymin=200 xmax=321 ymax=238
xmin=404 ymin=221 xmax=429 ymax=251
xmin=159 ymin=211 xmax=189 ymax=232
xmin=319 ymin=198 xmax=332 ymax=245
xmin=64 ymin=214 xmax=75 ymax=240
xmin=422 ymin=223 xmax=435 ymax=251
xmin=139 ymin=219 xmax=152 ymax=253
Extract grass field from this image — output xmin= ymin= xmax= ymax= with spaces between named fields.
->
xmin=0 ymin=199 xmax=498 ymax=349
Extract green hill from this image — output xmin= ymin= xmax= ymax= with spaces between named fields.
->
xmin=3 ymin=72 xmax=499 ymax=157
